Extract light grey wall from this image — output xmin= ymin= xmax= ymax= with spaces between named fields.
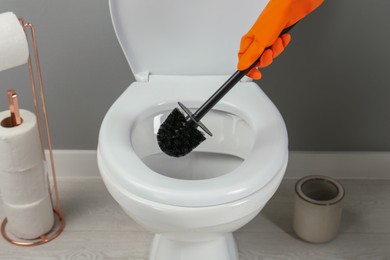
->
xmin=0 ymin=0 xmax=389 ymax=151
xmin=0 ymin=0 xmax=132 ymax=149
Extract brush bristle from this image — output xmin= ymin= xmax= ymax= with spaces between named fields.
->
xmin=157 ymin=108 xmax=206 ymax=157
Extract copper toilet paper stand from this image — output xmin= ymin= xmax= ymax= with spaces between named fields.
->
xmin=1 ymin=18 xmax=65 ymax=246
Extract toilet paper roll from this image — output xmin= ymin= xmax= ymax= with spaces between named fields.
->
xmin=0 ymin=162 xmax=49 ymax=205
xmin=0 ymin=109 xmax=43 ymax=172
xmin=0 ymin=12 xmax=29 ymax=72
xmin=3 ymin=195 xmax=54 ymax=239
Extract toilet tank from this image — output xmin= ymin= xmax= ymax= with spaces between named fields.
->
xmin=109 ymin=0 xmax=269 ymax=81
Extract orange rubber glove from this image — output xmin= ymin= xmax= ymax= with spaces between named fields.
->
xmin=238 ymin=0 xmax=324 ymax=79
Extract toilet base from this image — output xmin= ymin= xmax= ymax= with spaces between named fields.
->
xmin=149 ymin=232 xmax=238 ymax=260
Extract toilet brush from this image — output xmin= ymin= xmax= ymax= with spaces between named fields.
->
xmin=157 ymin=24 xmax=295 ymax=157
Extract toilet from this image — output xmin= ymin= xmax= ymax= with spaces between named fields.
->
xmin=97 ymin=0 xmax=289 ymax=259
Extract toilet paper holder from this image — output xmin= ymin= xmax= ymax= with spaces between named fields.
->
xmin=0 ymin=18 xmax=65 ymax=246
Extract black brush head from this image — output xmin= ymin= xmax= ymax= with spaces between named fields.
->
xmin=157 ymin=108 xmax=206 ymax=157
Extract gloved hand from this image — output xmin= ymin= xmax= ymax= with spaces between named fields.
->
xmin=237 ymin=0 xmax=324 ymax=80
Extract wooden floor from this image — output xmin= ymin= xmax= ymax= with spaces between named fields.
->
xmin=0 ymin=179 xmax=389 ymax=259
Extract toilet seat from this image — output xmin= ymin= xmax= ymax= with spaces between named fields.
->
xmin=99 ymin=0 xmax=288 ymax=207
xmin=98 ymin=76 xmax=288 ymax=207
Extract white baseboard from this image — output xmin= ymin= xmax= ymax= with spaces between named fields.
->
xmin=47 ymin=150 xmax=100 ymax=180
xmin=286 ymin=151 xmax=390 ymax=179
xmin=49 ymin=150 xmax=390 ymax=180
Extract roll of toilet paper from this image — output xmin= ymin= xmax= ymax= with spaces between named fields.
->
xmin=3 ymin=195 xmax=54 ymax=239
xmin=0 ymin=109 xmax=54 ymax=239
xmin=0 ymin=12 xmax=29 ymax=72
xmin=0 ymin=162 xmax=49 ymax=205
xmin=0 ymin=109 xmax=43 ymax=172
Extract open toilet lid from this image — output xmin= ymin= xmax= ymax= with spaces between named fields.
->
xmin=109 ymin=0 xmax=269 ymax=80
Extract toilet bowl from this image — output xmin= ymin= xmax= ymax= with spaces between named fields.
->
xmin=98 ymin=1 xmax=289 ymax=259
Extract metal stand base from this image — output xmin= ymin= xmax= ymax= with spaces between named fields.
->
xmin=1 ymin=209 xmax=65 ymax=246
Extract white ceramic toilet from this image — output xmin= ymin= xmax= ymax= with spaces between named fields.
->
xmin=98 ymin=0 xmax=289 ymax=259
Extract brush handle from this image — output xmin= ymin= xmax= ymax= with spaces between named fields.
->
xmin=192 ymin=24 xmax=296 ymax=122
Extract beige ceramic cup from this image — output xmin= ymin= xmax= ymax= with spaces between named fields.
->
xmin=293 ymin=175 xmax=345 ymax=243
